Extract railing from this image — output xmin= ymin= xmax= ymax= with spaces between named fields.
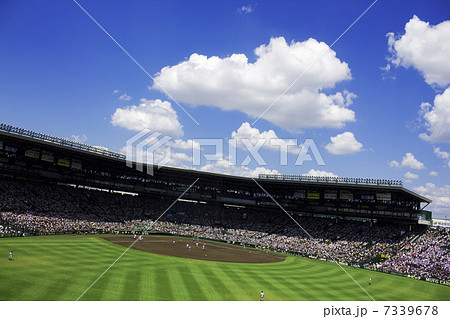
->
xmin=0 ymin=123 xmax=126 ymax=160
xmin=258 ymin=174 xmax=403 ymax=186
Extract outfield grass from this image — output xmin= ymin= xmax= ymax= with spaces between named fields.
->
xmin=0 ymin=235 xmax=448 ymax=301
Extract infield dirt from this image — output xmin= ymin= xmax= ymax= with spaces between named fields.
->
xmin=103 ymin=235 xmax=285 ymax=263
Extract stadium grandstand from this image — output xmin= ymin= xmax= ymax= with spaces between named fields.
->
xmin=1 ymin=124 xmax=449 ymax=284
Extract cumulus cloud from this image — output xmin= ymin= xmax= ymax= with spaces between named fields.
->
xmin=387 ymin=16 xmax=450 ymax=87
xmin=111 ymin=98 xmax=183 ymax=138
xmin=419 ymin=88 xmax=450 ymax=143
xmin=199 ymin=158 xmax=280 ymax=178
xmin=231 ymin=122 xmax=301 ymax=154
xmin=168 ymin=139 xmax=201 ymax=151
xmin=303 ymin=169 xmax=337 ymax=177
xmin=152 ymin=37 xmax=355 ymax=132
xmin=119 ymin=93 xmax=132 ymax=101
xmin=404 ymin=171 xmax=419 ymax=183
xmin=325 ymin=131 xmax=363 ymax=155
xmin=414 ymin=183 xmax=450 ymax=216
xmin=389 ymin=153 xmax=426 ymax=170
xmin=112 ymin=89 xmax=119 ymax=95
xmin=238 ymin=4 xmax=254 ymax=14
xmin=120 ymin=143 xmax=192 ymax=169
xmin=429 ymin=171 xmax=438 ymax=176
xmin=433 ymin=146 xmax=450 ymax=167
xmin=389 ymin=160 xmax=400 ymax=168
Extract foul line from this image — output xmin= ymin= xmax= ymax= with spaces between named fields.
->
xmin=72 ymin=0 xmax=200 ymax=126
xmin=252 ymin=0 xmax=379 ymax=125
xmin=252 ymin=178 xmax=376 ymax=301
xmin=76 ymin=178 xmax=199 ymax=301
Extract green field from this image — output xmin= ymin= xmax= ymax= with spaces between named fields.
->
xmin=0 ymin=235 xmax=449 ymax=301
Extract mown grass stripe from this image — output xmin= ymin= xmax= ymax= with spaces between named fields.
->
xmin=1 ymin=236 xmax=449 ymax=301
xmin=197 ymin=264 xmax=236 ymax=300
xmin=176 ymin=265 xmax=208 ymax=300
xmin=217 ymin=264 xmax=264 ymax=301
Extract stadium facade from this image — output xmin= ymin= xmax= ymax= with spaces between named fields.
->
xmin=0 ymin=124 xmax=432 ymax=228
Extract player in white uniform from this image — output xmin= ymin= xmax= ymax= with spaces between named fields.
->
xmin=260 ymin=291 xmax=264 ymax=301
xmin=188 ymin=245 xmax=191 ymax=252
xmin=134 ymin=234 xmax=136 ymax=239
xmin=196 ymin=242 xmax=199 ymax=248
xmin=369 ymin=278 xmax=372 ymax=285
xmin=202 ymin=243 xmax=206 ymax=251
xmin=9 ymin=251 xmax=13 ymax=261
xmin=173 ymin=239 xmax=176 ymax=246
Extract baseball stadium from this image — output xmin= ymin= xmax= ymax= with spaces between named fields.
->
xmin=0 ymin=124 xmax=449 ymax=301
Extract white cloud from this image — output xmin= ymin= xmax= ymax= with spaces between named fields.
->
xmin=433 ymin=146 xmax=450 ymax=167
xmin=419 ymin=88 xmax=450 ymax=143
xmin=71 ymin=134 xmax=87 ymax=143
xmin=160 ymin=150 xmax=192 ymax=166
xmin=152 ymin=37 xmax=355 ymax=132
xmin=414 ymin=183 xmax=450 ymax=217
xmin=389 ymin=160 xmax=400 ymax=168
xmin=404 ymin=171 xmax=419 ymax=183
xmin=199 ymin=158 xmax=280 ymax=178
xmin=238 ymin=5 xmax=254 ymax=14
xmin=111 ymin=98 xmax=183 ymax=138
xmin=303 ymin=169 xmax=337 ymax=177
xmin=231 ymin=122 xmax=301 ymax=153
xmin=112 ymin=89 xmax=119 ymax=95
xmin=387 ymin=17 xmax=450 ymax=144
xmin=401 ymin=153 xmax=426 ymax=169
xmin=119 ymin=93 xmax=132 ymax=101
xmin=168 ymin=139 xmax=201 ymax=151
xmin=120 ymin=143 xmax=192 ymax=169
xmin=429 ymin=171 xmax=438 ymax=176
xmin=387 ymin=16 xmax=450 ymax=87
xmin=325 ymin=131 xmax=363 ymax=155
xmin=390 ymin=153 xmax=426 ymax=170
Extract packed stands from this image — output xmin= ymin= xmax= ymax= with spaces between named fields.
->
xmin=3 ymin=178 xmax=447 ymax=282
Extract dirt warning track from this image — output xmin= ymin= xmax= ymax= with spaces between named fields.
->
xmin=103 ymin=236 xmax=285 ymax=263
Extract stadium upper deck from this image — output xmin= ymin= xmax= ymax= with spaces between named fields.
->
xmin=0 ymin=124 xmax=431 ymax=225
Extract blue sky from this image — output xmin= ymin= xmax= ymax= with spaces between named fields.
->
xmin=1 ymin=1 xmax=449 ymax=217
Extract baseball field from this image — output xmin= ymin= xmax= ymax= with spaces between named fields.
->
xmin=0 ymin=235 xmax=449 ymax=301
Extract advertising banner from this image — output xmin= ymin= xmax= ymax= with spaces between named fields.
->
xmin=57 ymin=158 xmax=71 ymax=168
xmin=340 ymin=190 xmax=353 ymax=200
xmin=293 ymin=190 xmax=305 ymax=199
xmin=71 ymin=160 xmax=82 ymax=170
xmin=377 ymin=193 xmax=391 ymax=201
xmin=4 ymin=145 xmax=17 ymax=153
xmin=307 ymin=191 xmax=320 ymax=200
xmin=41 ymin=152 xmax=54 ymax=162
xmin=324 ymin=191 xmax=337 ymax=200
xmin=25 ymin=149 xmax=40 ymax=159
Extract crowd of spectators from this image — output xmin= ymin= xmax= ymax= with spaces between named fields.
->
xmin=379 ymin=229 xmax=450 ymax=281
xmin=0 ymin=223 xmax=12 ymax=235
xmin=1 ymin=179 xmax=448 ymax=280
